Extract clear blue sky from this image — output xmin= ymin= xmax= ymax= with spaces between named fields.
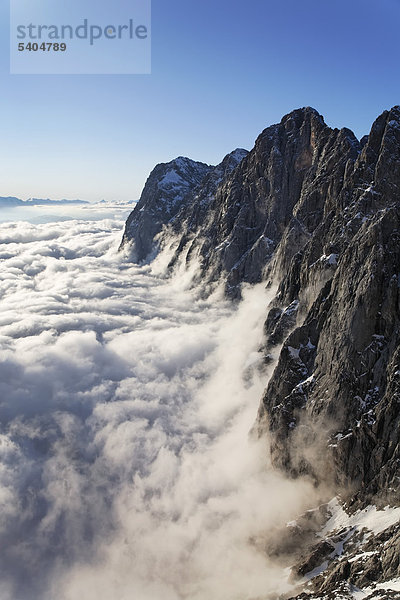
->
xmin=1 ymin=0 xmax=400 ymax=201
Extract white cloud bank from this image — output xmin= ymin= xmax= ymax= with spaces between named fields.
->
xmin=0 ymin=215 xmax=316 ymax=600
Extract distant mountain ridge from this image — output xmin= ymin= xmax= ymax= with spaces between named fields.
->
xmin=121 ymin=106 xmax=400 ymax=599
xmin=0 ymin=196 xmax=89 ymax=206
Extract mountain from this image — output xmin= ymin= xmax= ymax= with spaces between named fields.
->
xmin=0 ymin=196 xmax=89 ymax=206
xmin=0 ymin=196 xmax=25 ymax=206
xmin=119 ymin=152 xmax=248 ymax=261
xmin=119 ymin=156 xmax=213 ymax=261
xmin=24 ymin=197 xmax=89 ymax=205
xmin=121 ymin=106 xmax=400 ymax=599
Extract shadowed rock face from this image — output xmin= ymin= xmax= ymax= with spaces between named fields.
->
xmin=257 ymin=107 xmax=400 ymax=503
xmin=122 ymin=107 xmax=362 ymax=293
xmin=164 ymin=107 xmax=361 ymax=295
xmin=119 ymin=151 xmax=248 ymax=263
xmin=119 ymin=156 xmax=213 ymax=261
xmin=256 ymin=107 xmax=400 ymax=599
xmin=121 ymin=106 xmax=400 ymax=596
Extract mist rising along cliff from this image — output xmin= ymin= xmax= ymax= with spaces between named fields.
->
xmin=121 ymin=106 xmax=400 ymax=599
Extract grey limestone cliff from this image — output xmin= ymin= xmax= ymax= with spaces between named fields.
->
xmin=121 ymin=106 xmax=400 ymax=598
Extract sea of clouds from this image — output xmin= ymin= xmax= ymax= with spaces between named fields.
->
xmin=0 ymin=212 xmax=317 ymax=600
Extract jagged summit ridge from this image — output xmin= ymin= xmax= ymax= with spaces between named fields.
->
xmin=162 ymin=106 xmax=360 ymax=294
xmin=121 ymin=105 xmax=355 ymax=275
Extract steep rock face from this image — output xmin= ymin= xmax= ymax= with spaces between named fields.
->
xmin=259 ymin=106 xmax=400 ymax=600
xmin=122 ymin=108 xmax=360 ymax=295
xmin=121 ymin=106 xmax=400 ymax=502
xmin=164 ymin=108 xmax=359 ymax=294
xmin=120 ymin=106 xmax=400 ymax=597
xmin=165 ymin=147 xmax=249 ymax=265
xmin=258 ymin=107 xmax=400 ymax=506
xmin=120 ymin=151 xmax=251 ymax=263
xmin=119 ymin=157 xmax=212 ymax=261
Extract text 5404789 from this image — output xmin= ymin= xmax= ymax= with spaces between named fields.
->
xmin=18 ymin=43 xmax=67 ymax=51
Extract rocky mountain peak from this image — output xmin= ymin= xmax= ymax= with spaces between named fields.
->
xmin=252 ymin=107 xmax=330 ymax=189
xmin=121 ymin=109 xmax=362 ymax=293
xmin=339 ymin=106 xmax=400 ymax=209
xmin=120 ymin=149 xmax=249 ymax=263
xmin=119 ymin=156 xmax=212 ymax=260
xmin=145 ymin=156 xmax=211 ymax=201
xmin=219 ymin=147 xmax=248 ymax=170
xmin=280 ymin=105 xmax=326 ymax=132
xmin=207 ymin=147 xmax=249 ymax=185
